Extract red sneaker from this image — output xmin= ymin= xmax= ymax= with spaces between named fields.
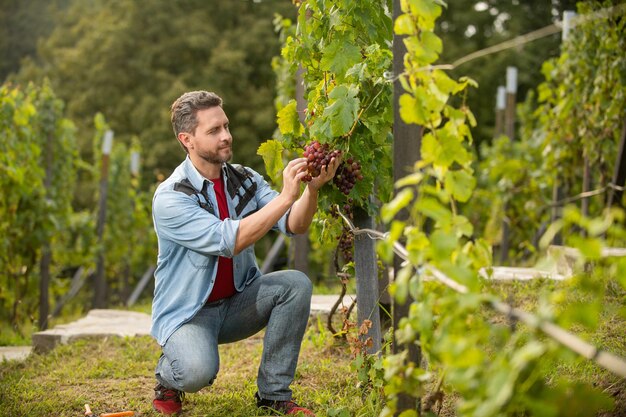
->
xmin=153 ymin=383 xmax=184 ymax=415
xmin=255 ymin=392 xmax=315 ymax=416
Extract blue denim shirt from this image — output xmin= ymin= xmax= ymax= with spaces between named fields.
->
xmin=151 ymin=157 xmax=291 ymax=345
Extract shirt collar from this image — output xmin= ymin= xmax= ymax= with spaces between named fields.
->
xmin=182 ymin=156 xmax=228 ymax=191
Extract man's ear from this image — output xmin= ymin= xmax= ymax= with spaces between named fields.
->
xmin=177 ymin=132 xmax=191 ymax=151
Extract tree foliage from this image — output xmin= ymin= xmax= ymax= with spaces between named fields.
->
xmin=0 ymin=0 xmax=68 ymax=81
xmin=11 ymin=0 xmax=295 ymax=206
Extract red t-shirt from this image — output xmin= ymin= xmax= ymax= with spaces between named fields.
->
xmin=206 ymin=177 xmax=236 ymax=302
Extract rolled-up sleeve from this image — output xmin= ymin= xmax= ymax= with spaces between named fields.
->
xmin=153 ymin=188 xmax=240 ymax=258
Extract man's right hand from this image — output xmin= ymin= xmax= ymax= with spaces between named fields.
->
xmin=280 ymin=158 xmax=308 ymax=203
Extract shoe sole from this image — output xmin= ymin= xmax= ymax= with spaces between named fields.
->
xmin=152 ymin=404 xmax=182 ymax=415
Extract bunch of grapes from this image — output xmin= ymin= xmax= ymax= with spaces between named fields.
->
xmin=333 ymin=157 xmax=363 ymax=196
xmin=302 ymin=140 xmax=342 ymax=182
xmin=338 ymin=228 xmax=354 ymax=263
xmin=330 ymin=200 xmax=354 ymax=221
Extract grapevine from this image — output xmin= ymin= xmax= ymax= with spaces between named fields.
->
xmin=378 ymin=1 xmax=626 ymax=416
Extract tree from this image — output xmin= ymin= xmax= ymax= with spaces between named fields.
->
xmin=12 ymin=0 xmax=295 ymax=207
xmin=0 ymin=0 xmax=68 ymax=81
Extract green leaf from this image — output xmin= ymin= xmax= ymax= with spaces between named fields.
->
xmin=322 ymin=84 xmax=360 ymax=137
xmin=444 ymin=169 xmax=476 ymax=202
xmin=420 ymin=133 xmax=441 ymax=164
xmin=12 ymin=102 xmax=36 ymax=126
xmin=421 ymin=31 xmax=442 ymax=56
xmin=430 ymin=230 xmax=457 ymax=260
xmin=415 ymin=197 xmax=451 ymax=224
xmin=382 ymin=188 xmax=414 ymax=223
xmin=256 ymin=140 xmax=284 ymax=183
xmin=438 ymin=129 xmax=471 ymax=167
xmin=395 ymin=172 xmax=424 ymax=188
xmin=399 ymin=93 xmax=427 ymax=125
xmin=320 ymin=38 xmax=362 ymax=78
xmin=407 ymin=0 xmax=442 ymax=25
xmin=394 ymin=13 xmax=415 ymax=36
xmin=452 ymin=214 xmax=474 ymax=237
xmin=277 ymin=100 xmax=303 ymax=137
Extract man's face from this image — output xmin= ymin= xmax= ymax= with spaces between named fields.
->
xmin=182 ymin=106 xmax=233 ymax=164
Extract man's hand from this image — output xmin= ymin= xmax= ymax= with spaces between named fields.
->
xmin=280 ymin=158 xmax=308 ymax=203
xmin=307 ymin=155 xmax=341 ymax=192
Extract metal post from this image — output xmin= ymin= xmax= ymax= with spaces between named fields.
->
xmin=93 ymin=130 xmax=113 ymax=309
xmin=39 ymin=133 xmax=53 ymax=330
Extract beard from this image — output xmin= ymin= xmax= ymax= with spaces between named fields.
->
xmin=198 ymin=146 xmax=232 ymax=164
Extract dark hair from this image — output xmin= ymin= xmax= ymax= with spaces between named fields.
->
xmin=170 ymin=91 xmax=223 ymax=139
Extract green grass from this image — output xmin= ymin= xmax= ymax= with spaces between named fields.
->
xmin=1 ymin=279 xmax=625 ymax=416
xmin=0 ymin=315 xmax=381 ymax=417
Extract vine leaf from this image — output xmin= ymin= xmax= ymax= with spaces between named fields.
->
xmin=257 ymin=139 xmax=284 ymax=184
xmin=323 ymin=84 xmax=360 ymax=137
xmin=320 ymin=37 xmax=361 ymax=79
xmin=444 ymin=169 xmax=475 ymax=202
xmin=277 ymin=100 xmax=303 ymax=137
xmin=399 ymin=93 xmax=428 ymax=125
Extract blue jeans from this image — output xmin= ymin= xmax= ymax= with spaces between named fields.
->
xmin=155 ymin=270 xmax=312 ymax=401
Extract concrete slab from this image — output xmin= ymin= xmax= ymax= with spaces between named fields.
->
xmin=479 ymin=266 xmax=567 ymax=281
xmin=310 ymin=294 xmax=355 ymax=314
xmin=32 ymin=309 xmax=151 ymax=353
xmin=0 ymin=346 xmax=32 ymax=362
xmin=31 ymin=294 xmax=352 ymax=354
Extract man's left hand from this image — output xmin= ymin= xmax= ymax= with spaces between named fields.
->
xmin=307 ymin=156 xmax=341 ymax=192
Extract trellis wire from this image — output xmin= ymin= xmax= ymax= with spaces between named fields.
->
xmin=336 ymin=208 xmax=626 ymax=379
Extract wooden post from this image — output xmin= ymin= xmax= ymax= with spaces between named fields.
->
xmin=354 ymin=207 xmax=382 ymax=354
xmin=562 ymin=10 xmax=577 ymax=42
xmin=551 ymin=11 xmax=576 ymax=242
xmin=93 ymin=130 xmax=113 ymax=309
xmin=582 ymin=157 xmax=591 ymax=219
xmin=607 ymin=118 xmax=626 ymax=208
xmin=39 ymin=133 xmax=53 ymax=330
xmin=126 ymin=265 xmax=156 ymax=307
xmin=499 ymin=68 xmax=517 ymax=263
xmin=122 ymin=150 xmax=141 ymax=300
xmin=551 ymin=179 xmax=564 ymax=245
xmin=494 ymin=86 xmax=506 ymax=138
xmin=504 ymin=66 xmax=517 ymax=141
xmin=393 ymin=0 xmax=422 ymax=413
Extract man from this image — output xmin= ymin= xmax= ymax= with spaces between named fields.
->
xmin=150 ymin=90 xmax=339 ymax=415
